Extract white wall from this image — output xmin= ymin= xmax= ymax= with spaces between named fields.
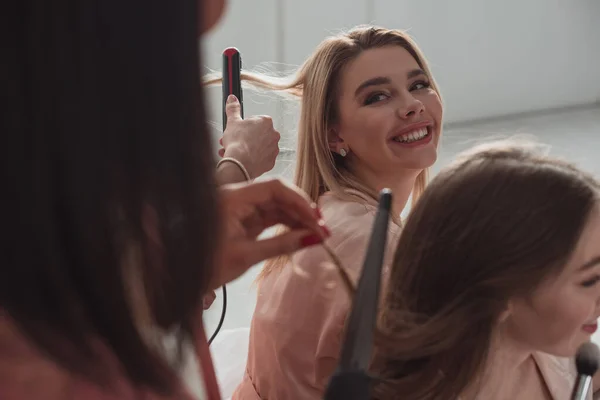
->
xmin=202 ymin=0 xmax=281 ymax=154
xmin=372 ymin=0 xmax=600 ymax=123
xmin=200 ymin=0 xmax=600 ymax=335
xmin=202 ymin=0 xmax=600 ymax=133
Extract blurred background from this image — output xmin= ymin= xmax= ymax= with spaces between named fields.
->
xmin=202 ymin=0 xmax=600 ymax=342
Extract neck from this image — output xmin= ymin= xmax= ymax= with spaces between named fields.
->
xmin=487 ymin=330 xmax=532 ymax=373
xmin=350 ymin=164 xmax=420 ymax=217
xmin=465 ymin=329 xmax=533 ymax=399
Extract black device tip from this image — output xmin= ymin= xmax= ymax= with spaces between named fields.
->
xmin=378 ymin=189 xmax=393 ymax=212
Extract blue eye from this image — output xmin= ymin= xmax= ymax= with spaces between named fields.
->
xmin=364 ymin=92 xmax=389 ymax=105
xmin=411 ymin=81 xmax=431 ymax=91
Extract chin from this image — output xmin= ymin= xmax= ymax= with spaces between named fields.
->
xmin=421 ymin=151 xmax=438 ymax=168
xmin=398 ymin=151 xmax=438 ymax=170
xmin=538 ymin=337 xmax=589 ymax=358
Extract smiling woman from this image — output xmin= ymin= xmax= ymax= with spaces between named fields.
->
xmin=204 ymin=26 xmax=443 ymax=216
xmin=204 ymin=26 xmax=445 ymax=399
xmin=330 ymin=46 xmax=442 ymax=204
xmin=350 ymin=69 xmax=435 ymax=146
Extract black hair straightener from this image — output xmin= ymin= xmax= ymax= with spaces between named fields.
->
xmin=222 ymin=47 xmax=243 ymax=130
xmin=209 ymin=47 xmax=245 ymax=346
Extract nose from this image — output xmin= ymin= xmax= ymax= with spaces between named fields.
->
xmin=396 ymin=93 xmax=425 ymax=119
xmin=594 ymin=295 xmax=600 ymax=315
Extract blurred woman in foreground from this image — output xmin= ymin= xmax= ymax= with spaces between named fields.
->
xmin=0 ymin=0 xmax=326 ymax=399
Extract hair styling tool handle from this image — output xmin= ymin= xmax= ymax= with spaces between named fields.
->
xmin=222 ymin=47 xmax=243 ymax=130
xmin=210 ymin=47 xmax=244 ymax=346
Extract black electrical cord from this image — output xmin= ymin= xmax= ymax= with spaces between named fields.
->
xmin=208 ymin=284 xmax=227 ymax=345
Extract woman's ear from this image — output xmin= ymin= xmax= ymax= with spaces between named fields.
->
xmin=328 ymin=126 xmax=346 ymax=154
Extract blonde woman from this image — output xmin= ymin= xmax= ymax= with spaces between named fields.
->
xmin=210 ymin=26 xmax=444 ymax=399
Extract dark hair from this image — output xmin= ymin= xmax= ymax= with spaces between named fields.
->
xmin=1 ymin=0 xmax=218 ymax=394
xmin=371 ymin=140 xmax=600 ymax=400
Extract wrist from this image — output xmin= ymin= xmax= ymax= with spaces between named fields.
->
xmin=222 ymin=145 xmax=252 ymax=177
xmin=216 ymin=158 xmax=250 ymax=186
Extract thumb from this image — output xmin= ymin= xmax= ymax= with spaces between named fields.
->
xmin=242 ymin=229 xmax=323 ymax=267
xmin=225 ymin=95 xmax=242 ymax=122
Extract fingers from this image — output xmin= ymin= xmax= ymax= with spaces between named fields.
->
xmin=254 ymin=115 xmax=274 ymax=129
xmin=232 ymin=179 xmax=326 ymax=238
xmin=213 ymin=180 xmax=331 ymax=289
xmin=242 ymin=203 xmax=306 ymax=239
xmin=225 ymin=95 xmax=242 ymax=122
xmin=202 ymin=290 xmax=217 ymax=310
xmin=238 ymin=228 xmax=324 ymax=267
xmin=264 ymin=180 xmax=327 ymax=237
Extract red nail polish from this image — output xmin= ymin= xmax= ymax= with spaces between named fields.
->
xmin=316 ymin=207 xmax=323 ymax=219
xmin=301 ymin=234 xmax=323 ymax=248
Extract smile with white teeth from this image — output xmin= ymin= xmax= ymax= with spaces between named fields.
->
xmin=392 ymin=127 xmax=430 ymax=143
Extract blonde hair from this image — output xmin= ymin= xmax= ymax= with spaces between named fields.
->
xmin=205 ymin=26 xmax=442 ymax=280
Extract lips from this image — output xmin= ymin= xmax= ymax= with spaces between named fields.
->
xmin=582 ymin=322 xmax=598 ymax=334
xmin=391 ymin=127 xmax=429 ymax=143
xmin=387 ymin=121 xmax=433 ymax=141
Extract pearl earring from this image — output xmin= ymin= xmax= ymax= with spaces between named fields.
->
xmin=339 ymin=149 xmax=347 ymax=157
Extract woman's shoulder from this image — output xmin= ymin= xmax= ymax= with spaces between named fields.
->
xmin=319 ymin=190 xmax=399 ymax=243
xmin=0 ymin=313 xmax=197 ymax=400
xmin=320 ymin=190 xmax=377 ymax=221
xmin=283 ymin=190 xmax=400 ymax=284
xmin=306 ymin=195 xmax=373 ymax=268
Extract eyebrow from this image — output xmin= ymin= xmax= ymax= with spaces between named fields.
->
xmin=578 ymin=256 xmax=600 ymax=271
xmin=354 ymin=68 xmax=427 ymax=97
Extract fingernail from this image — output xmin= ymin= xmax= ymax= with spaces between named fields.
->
xmin=227 ymin=94 xmax=238 ymax=104
xmin=317 ymin=219 xmax=331 ymax=237
xmin=300 ymin=234 xmax=323 ymax=248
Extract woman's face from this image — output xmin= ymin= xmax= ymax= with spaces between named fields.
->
xmin=507 ymin=205 xmax=600 ymax=357
xmin=331 ymin=46 xmax=443 ymax=184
